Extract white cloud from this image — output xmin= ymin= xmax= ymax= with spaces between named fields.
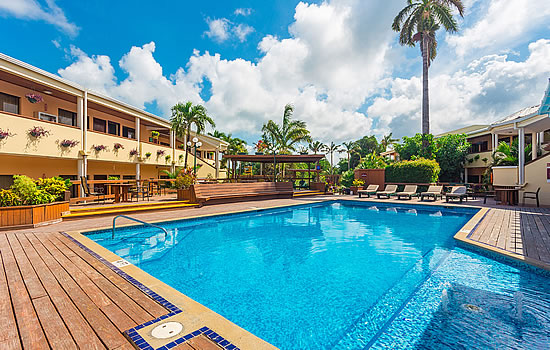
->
xmin=204 ymin=18 xmax=231 ymax=43
xmin=58 ymin=46 xmax=116 ymax=94
xmin=51 ymin=39 xmax=61 ymax=48
xmin=234 ymin=23 xmax=254 ymax=42
xmin=447 ymin=0 xmax=550 ymax=57
xmin=0 ymin=0 xmax=78 ymax=36
xmin=234 ymin=8 xmax=253 ymax=16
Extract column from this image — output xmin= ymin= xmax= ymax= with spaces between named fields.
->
xmin=532 ymin=132 xmax=538 ymax=161
xmin=464 ymin=167 xmax=468 ymax=183
xmin=492 ymin=133 xmax=499 ymax=150
xmin=215 ymin=148 xmax=220 ymax=179
xmin=170 ymin=130 xmax=176 ymax=172
xmin=518 ymin=128 xmax=525 ymax=184
xmin=76 ymin=93 xmax=88 ymax=196
xmin=135 ymin=117 xmax=141 ymax=180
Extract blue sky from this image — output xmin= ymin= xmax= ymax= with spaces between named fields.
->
xmin=1 ymin=0 xmax=549 ymax=148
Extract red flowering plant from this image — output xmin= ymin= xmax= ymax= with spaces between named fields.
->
xmin=93 ymin=144 xmax=107 ymax=152
xmin=113 ymin=143 xmax=124 ymax=151
xmin=28 ymin=126 xmax=50 ymax=138
xmin=59 ymin=139 xmax=79 ymax=148
xmin=255 ymin=139 xmax=268 ymax=153
xmin=25 ymin=93 xmax=44 ymax=104
xmin=0 ymin=128 xmax=15 ymax=141
xmin=157 ymin=149 xmax=165 ymax=156
xmin=129 ymin=149 xmax=138 ymax=156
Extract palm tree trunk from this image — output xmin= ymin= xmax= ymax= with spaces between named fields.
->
xmin=347 ymin=153 xmax=350 ymax=171
xmin=422 ymin=34 xmax=430 ymax=136
xmin=184 ymin=127 xmax=190 ymax=167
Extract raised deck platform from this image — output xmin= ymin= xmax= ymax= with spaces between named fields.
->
xmin=63 ymin=200 xmax=198 ymax=219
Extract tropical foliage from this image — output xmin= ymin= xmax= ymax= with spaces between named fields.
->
xmin=261 ymin=104 xmax=311 ymax=154
xmin=435 ymin=133 xmax=470 ymax=181
xmin=323 ymin=142 xmax=341 ymax=174
xmin=395 ymin=133 xmax=437 ymax=160
xmin=492 ymin=139 xmax=532 ymax=167
xmin=2 ymin=175 xmax=69 ymax=206
xmin=385 ymin=158 xmax=440 ymax=183
xmin=309 ymin=141 xmax=326 ymax=154
xmin=392 ymin=0 xmax=464 ymax=136
xmin=357 ymin=152 xmax=387 ymax=169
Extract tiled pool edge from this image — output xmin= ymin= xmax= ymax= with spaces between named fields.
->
xmin=453 ymin=208 xmax=550 ymax=276
xmin=61 ymin=231 xmax=277 ymax=350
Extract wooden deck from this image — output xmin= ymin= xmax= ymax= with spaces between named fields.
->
xmin=467 ymin=207 xmax=550 ymax=266
xmin=0 ymin=231 xmax=170 ymax=349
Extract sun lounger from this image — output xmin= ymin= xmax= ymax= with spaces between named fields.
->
xmin=396 ymin=185 xmax=418 ymax=200
xmin=420 ymin=185 xmax=443 ymax=201
xmin=358 ymin=184 xmax=379 ymax=198
xmin=446 ymin=186 xmax=468 ymax=203
xmin=376 ymin=184 xmax=398 ymax=199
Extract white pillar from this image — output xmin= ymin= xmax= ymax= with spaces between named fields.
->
xmin=518 ymin=128 xmax=525 ymax=184
xmin=135 ymin=117 xmax=141 ymax=179
xmin=170 ymin=130 xmax=176 ymax=172
xmin=492 ymin=133 xmax=499 ymax=150
xmin=77 ymin=93 xmax=88 ymax=196
xmin=464 ymin=167 xmax=468 ymax=183
xmin=215 ymin=148 xmax=220 ymax=179
xmin=532 ymin=132 xmax=538 ymax=161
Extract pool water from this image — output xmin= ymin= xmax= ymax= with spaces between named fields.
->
xmin=87 ymin=201 xmax=550 ymax=349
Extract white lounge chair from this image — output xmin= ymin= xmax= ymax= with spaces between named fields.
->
xmin=358 ymin=184 xmax=379 ymax=198
xmin=396 ymin=185 xmax=418 ymax=200
xmin=376 ymin=184 xmax=398 ymax=199
xmin=420 ymin=185 xmax=443 ymax=201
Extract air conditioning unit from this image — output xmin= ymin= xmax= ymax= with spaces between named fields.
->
xmin=37 ymin=111 xmax=58 ymax=123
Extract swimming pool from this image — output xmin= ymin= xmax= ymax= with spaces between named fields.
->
xmin=86 ymin=201 xmax=550 ymax=349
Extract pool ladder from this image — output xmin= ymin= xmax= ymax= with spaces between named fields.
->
xmin=112 ymin=215 xmax=169 ymax=239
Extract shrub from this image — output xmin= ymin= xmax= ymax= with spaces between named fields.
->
xmin=435 ymin=134 xmax=470 ymax=182
xmin=175 ymin=168 xmax=196 ymax=189
xmin=395 ymin=133 xmax=437 ymax=160
xmin=352 ymin=179 xmax=365 ymax=187
xmin=11 ymin=175 xmax=38 ymax=204
xmin=340 ymin=169 xmax=355 ymax=187
xmin=36 ymin=177 xmax=69 ymax=201
xmin=385 ymin=158 xmax=440 ymax=183
xmin=0 ymin=189 xmax=21 ymax=207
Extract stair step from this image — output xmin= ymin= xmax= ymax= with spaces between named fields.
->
xmin=293 ymin=191 xmax=325 ymax=197
xmin=69 ymin=200 xmax=190 ymax=213
xmin=63 ymin=202 xmax=197 ymax=219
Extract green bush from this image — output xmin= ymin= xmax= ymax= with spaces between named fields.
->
xmin=340 ymin=170 xmax=354 ymax=187
xmin=36 ymin=176 xmax=69 ymax=201
xmin=357 ymin=152 xmax=387 ymax=169
xmin=0 ymin=189 xmax=21 ymax=207
xmin=9 ymin=175 xmax=58 ymax=206
xmin=385 ymin=158 xmax=440 ymax=183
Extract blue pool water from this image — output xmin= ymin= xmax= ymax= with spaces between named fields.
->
xmin=87 ymin=201 xmax=550 ymax=349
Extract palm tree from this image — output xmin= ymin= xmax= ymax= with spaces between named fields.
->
xmin=261 ymin=104 xmax=311 ymax=154
xmin=171 ymin=101 xmax=215 ymax=167
xmin=323 ymin=142 xmax=341 ymax=174
xmin=392 ymin=0 xmax=464 ymax=136
xmin=309 ymin=141 xmax=326 ymax=154
xmin=340 ymin=141 xmax=359 ymax=171
xmin=380 ymin=133 xmax=399 ymax=152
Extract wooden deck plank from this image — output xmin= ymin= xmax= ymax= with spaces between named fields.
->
xmin=0 ymin=251 xmax=21 ymax=350
xmin=35 ymin=234 xmax=137 ymax=333
xmin=0 ymin=235 xmax=49 ymax=350
xmin=26 ymin=233 xmax=129 ymax=349
xmin=5 ymin=234 xmax=47 ymax=300
xmin=56 ymin=234 xmax=167 ymax=318
xmin=32 ymin=295 xmax=77 ymax=349
xmin=186 ymin=335 xmax=223 ymax=349
xmin=495 ymin=209 xmax=509 ymax=250
xmin=18 ymin=234 xmax=106 ymax=350
xmin=49 ymin=235 xmax=155 ymax=325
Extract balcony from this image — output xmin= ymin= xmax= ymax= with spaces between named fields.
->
xmin=86 ymin=130 xmax=139 ymax=163
xmin=140 ymin=141 xmax=173 ymax=167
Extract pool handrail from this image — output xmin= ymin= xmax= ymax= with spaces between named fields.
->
xmin=112 ymin=215 xmax=168 ymax=239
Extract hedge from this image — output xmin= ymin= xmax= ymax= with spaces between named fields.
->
xmin=385 ymin=158 xmax=440 ymax=183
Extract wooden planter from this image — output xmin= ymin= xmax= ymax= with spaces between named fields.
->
xmin=177 ymin=188 xmax=192 ymax=201
xmin=350 ymin=186 xmax=364 ymax=195
xmin=0 ymin=201 xmax=70 ymax=230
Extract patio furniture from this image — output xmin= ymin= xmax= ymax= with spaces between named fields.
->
xmin=445 ymin=186 xmax=468 ymax=203
xmin=376 ymin=185 xmax=398 ymax=199
xmin=396 ymin=185 xmax=418 ymax=200
xmin=109 ymin=183 xmax=134 ymax=203
xmin=80 ymin=176 xmax=106 ymax=204
xmin=420 ymin=185 xmax=443 ymax=201
xmin=494 ymin=185 xmax=522 ymax=206
xmin=358 ymin=184 xmax=379 ymax=198
xmin=522 ymin=187 xmax=540 ymax=207
xmin=129 ymin=182 xmax=150 ymax=202
xmin=192 ymin=182 xmax=294 ymax=206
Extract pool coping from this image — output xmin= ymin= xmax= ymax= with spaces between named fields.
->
xmin=65 ymin=198 xmax=550 ymax=349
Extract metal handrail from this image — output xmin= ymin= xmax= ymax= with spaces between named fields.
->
xmin=112 ymin=215 xmax=169 ymax=239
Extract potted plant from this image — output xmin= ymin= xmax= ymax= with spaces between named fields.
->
xmin=129 ymin=149 xmax=138 ymax=156
xmin=350 ymin=178 xmax=365 ymax=195
xmin=157 ymin=149 xmax=165 ymax=157
xmin=175 ymin=167 xmax=196 ymax=201
xmin=25 ymin=93 xmax=44 ymax=104
xmin=255 ymin=140 xmax=268 ymax=155
xmin=28 ymin=126 xmax=50 ymax=139
xmin=165 ymin=155 xmax=171 ymax=163
xmin=113 ymin=143 xmax=124 ymax=151
xmin=93 ymin=144 xmax=107 ymax=152
xmin=151 ymin=131 xmax=160 ymax=143
xmin=59 ymin=139 xmax=79 ymax=148
xmin=179 ymin=154 xmax=184 ymax=163
xmin=0 ymin=128 xmax=15 ymax=141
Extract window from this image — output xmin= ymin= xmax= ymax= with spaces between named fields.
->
xmin=58 ymin=109 xmax=77 ymax=126
xmin=93 ymin=118 xmax=106 ymax=132
xmin=469 ymin=141 xmax=488 ymax=154
xmin=122 ymin=175 xmax=136 ymax=180
xmin=122 ymin=126 xmax=135 ymax=139
xmin=160 ymin=141 xmax=170 ymax=147
xmin=107 ymin=121 xmax=120 ymax=136
xmin=467 ymin=175 xmax=481 ymax=184
xmin=0 ymin=92 xmax=19 ymax=114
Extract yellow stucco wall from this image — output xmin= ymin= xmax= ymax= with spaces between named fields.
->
xmin=465 ymin=151 xmax=492 ymax=168
xmin=86 ymin=131 xmax=139 ymax=163
xmin=492 ymin=166 xmax=518 ymax=186
xmin=0 ymin=154 xmax=78 ymax=178
xmin=523 ymin=157 xmax=550 ymax=206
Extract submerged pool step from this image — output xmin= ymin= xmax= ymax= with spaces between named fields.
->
xmin=63 ymin=201 xmax=198 ymax=219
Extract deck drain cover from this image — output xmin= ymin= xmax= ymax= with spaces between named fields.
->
xmin=151 ymin=322 xmax=183 ymax=339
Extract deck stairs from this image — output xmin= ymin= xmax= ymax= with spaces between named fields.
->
xmin=62 ymin=200 xmax=198 ymax=219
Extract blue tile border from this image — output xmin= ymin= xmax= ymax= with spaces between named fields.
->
xmin=61 ymin=232 xmax=240 ymax=350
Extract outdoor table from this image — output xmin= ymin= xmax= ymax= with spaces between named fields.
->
xmin=108 ymin=183 xmax=134 ymax=203
xmin=494 ymin=186 xmax=520 ymax=206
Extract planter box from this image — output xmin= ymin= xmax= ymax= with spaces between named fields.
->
xmin=350 ymin=186 xmax=365 ymax=195
xmin=0 ymin=201 xmax=69 ymax=229
xmin=177 ymin=188 xmax=192 ymax=201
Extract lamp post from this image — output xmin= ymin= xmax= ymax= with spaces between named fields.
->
xmin=187 ymin=137 xmax=202 ymax=175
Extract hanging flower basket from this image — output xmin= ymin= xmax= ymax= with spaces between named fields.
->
xmin=93 ymin=144 xmax=107 ymax=152
xmin=0 ymin=128 xmax=15 ymax=141
xmin=113 ymin=143 xmax=124 ymax=151
xmin=59 ymin=139 xmax=79 ymax=148
xmin=145 ymin=152 xmax=152 ymax=158
xmin=129 ymin=149 xmax=138 ymax=156
xmin=25 ymin=93 xmax=44 ymax=104
xmin=28 ymin=126 xmax=50 ymax=139
xmin=157 ymin=149 xmax=165 ymax=156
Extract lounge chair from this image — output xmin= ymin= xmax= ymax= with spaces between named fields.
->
xmin=420 ymin=185 xmax=443 ymax=201
xmin=446 ymin=186 xmax=468 ymax=203
xmin=522 ymin=187 xmax=540 ymax=207
xmin=396 ymin=185 xmax=418 ymax=200
xmin=358 ymin=184 xmax=379 ymax=198
xmin=376 ymin=184 xmax=398 ymax=199
xmin=80 ymin=176 xmax=106 ymax=204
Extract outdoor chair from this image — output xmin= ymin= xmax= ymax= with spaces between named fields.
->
xmin=358 ymin=184 xmax=379 ymax=198
xmin=523 ymin=187 xmax=541 ymax=207
xmin=80 ymin=176 xmax=106 ymax=204
xmin=376 ymin=184 xmax=398 ymax=199
xmin=396 ymin=185 xmax=418 ymax=200
xmin=420 ymin=186 xmax=443 ymax=201
xmin=445 ymin=186 xmax=468 ymax=203
xmin=130 ymin=181 xmax=150 ymax=202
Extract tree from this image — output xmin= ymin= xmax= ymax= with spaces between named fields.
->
xmin=323 ymin=142 xmax=341 ymax=174
xmin=380 ymin=133 xmax=399 ymax=152
xmin=392 ymin=0 xmax=464 ymax=136
xmin=340 ymin=141 xmax=359 ymax=171
xmin=435 ymin=134 xmax=470 ymax=182
xmin=171 ymin=101 xmax=215 ymax=167
xmin=261 ymin=104 xmax=311 ymax=154
xmin=309 ymin=141 xmax=326 ymax=154
xmin=395 ymin=133 xmax=437 ymax=160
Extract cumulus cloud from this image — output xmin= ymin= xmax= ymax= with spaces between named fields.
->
xmin=58 ymin=46 xmax=116 ymax=94
xmin=204 ymin=17 xmax=255 ymax=43
xmin=0 ymin=0 xmax=78 ymax=36
xmin=234 ymin=8 xmax=253 ymax=16
xmin=234 ymin=23 xmax=254 ymax=42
